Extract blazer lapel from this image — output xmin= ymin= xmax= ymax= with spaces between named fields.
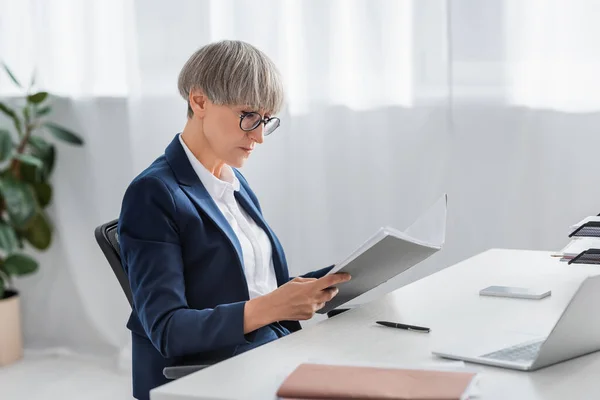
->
xmin=183 ymin=185 xmax=245 ymax=267
xmin=165 ymin=135 xmax=247 ymax=290
xmin=234 ymin=188 xmax=289 ymax=285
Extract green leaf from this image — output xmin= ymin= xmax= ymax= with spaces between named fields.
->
xmin=28 ymin=137 xmax=55 ymax=177
xmin=27 ymin=136 xmax=49 ymax=153
xmin=14 ymin=153 xmax=46 ymax=182
xmin=15 ymin=232 xmax=23 ymax=249
xmin=18 ymin=159 xmax=41 ymax=184
xmin=27 ymin=92 xmax=48 ymax=104
xmin=0 ymin=222 xmax=19 ymax=254
xmin=0 ymin=178 xmax=38 ymax=229
xmin=44 ymin=123 xmax=84 ymax=146
xmin=23 ymin=106 xmax=30 ymax=123
xmin=0 ymin=102 xmax=16 ymax=119
xmin=36 ymin=106 xmax=52 ymax=117
xmin=14 ymin=154 xmax=44 ymax=170
xmin=4 ymin=253 xmax=38 ymax=276
xmin=24 ymin=212 xmax=51 ymax=250
xmin=44 ymin=145 xmax=55 ymax=176
xmin=33 ymin=181 xmax=52 ymax=208
xmin=0 ymin=277 xmax=4 ymax=299
xmin=2 ymin=63 xmax=22 ymax=89
xmin=0 ymin=130 xmax=14 ymax=162
xmin=0 ymin=102 xmax=22 ymax=135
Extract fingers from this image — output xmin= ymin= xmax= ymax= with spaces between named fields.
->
xmin=291 ymin=277 xmax=317 ymax=283
xmin=315 ymin=286 xmax=338 ymax=302
xmin=314 ymin=272 xmax=352 ymax=290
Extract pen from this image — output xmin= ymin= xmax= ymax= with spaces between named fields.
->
xmin=376 ymin=320 xmax=430 ymax=333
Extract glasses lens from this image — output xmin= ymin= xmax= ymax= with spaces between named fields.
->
xmin=264 ymin=118 xmax=280 ymax=135
xmin=240 ymin=112 xmax=261 ymax=131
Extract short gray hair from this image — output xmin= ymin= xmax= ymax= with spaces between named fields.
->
xmin=178 ymin=40 xmax=284 ymax=118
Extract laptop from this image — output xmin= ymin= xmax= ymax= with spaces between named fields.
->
xmin=432 ymin=274 xmax=600 ymax=371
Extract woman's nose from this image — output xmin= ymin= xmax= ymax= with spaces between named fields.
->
xmin=248 ymin=125 xmax=264 ymax=144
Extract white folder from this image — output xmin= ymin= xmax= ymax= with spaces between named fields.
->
xmin=318 ymin=194 xmax=447 ymax=314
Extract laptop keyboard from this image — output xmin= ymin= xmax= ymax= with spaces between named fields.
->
xmin=481 ymin=340 xmax=544 ymax=362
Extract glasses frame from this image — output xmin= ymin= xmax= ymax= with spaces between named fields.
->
xmin=238 ymin=111 xmax=280 ymax=136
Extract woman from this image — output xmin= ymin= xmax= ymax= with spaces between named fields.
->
xmin=118 ymin=40 xmax=351 ymax=400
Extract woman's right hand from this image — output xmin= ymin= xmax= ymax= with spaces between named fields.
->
xmin=268 ymin=273 xmax=352 ymax=321
xmin=244 ymin=273 xmax=352 ymax=333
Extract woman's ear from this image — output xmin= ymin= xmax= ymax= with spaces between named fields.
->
xmin=189 ymin=89 xmax=208 ymax=119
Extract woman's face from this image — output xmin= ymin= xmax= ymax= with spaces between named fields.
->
xmin=201 ymin=99 xmax=266 ymax=168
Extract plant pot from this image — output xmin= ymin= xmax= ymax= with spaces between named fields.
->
xmin=0 ymin=290 xmax=23 ymax=366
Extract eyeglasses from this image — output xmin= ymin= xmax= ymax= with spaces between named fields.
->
xmin=239 ymin=111 xmax=280 ymax=136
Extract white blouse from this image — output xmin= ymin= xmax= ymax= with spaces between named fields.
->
xmin=178 ymin=134 xmax=278 ymax=299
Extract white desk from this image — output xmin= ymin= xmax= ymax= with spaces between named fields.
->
xmin=151 ymin=249 xmax=600 ymax=400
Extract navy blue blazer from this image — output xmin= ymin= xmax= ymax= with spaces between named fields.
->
xmin=118 ymin=134 xmax=332 ymax=400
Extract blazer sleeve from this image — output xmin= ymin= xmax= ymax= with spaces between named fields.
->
xmin=119 ymin=176 xmax=253 ymax=358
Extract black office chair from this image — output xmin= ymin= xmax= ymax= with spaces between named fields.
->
xmin=95 ymin=219 xmax=350 ymax=379
xmin=94 ymin=219 xmax=132 ymax=306
xmin=94 ymin=219 xmax=211 ymax=380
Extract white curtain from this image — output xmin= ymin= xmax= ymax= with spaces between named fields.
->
xmin=1 ymin=0 xmax=599 ymax=369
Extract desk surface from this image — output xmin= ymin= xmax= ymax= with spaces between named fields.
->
xmin=151 ymin=249 xmax=600 ymax=400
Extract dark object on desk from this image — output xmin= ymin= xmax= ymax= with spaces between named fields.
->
xmin=326 ymin=308 xmax=350 ymax=318
xmin=568 ymin=248 xmax=600 ymax=265
xmin=569 ymin=220 xmax=600 ymax=238
xmin=94 ymin=219 xmax=211 ymax=380
xmin=376 ymin=320 xmax=430 ymax=333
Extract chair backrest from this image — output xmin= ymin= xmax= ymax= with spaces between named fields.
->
xmin=94 ymin=219 xmax=134 ymax=307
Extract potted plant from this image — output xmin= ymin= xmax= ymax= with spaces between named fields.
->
xmin=0 ymin=62 xmax=83 ymax=366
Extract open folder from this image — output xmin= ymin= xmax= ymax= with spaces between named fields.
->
xmin=318 ymin=194 xmax=447 ymax=314
xmin=276 ymin=363 xmax=477 ymax=400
